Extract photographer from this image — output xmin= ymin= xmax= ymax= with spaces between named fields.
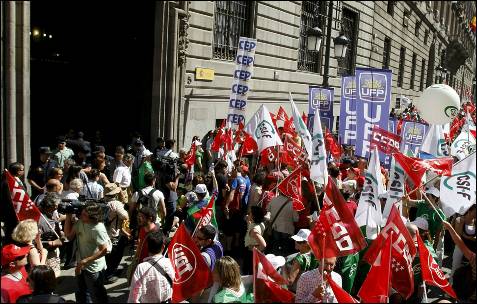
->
xmin=38 ymin=192 xmax=65 ymax=277
xmin=64 ymin=201 xmax=111 ymax=303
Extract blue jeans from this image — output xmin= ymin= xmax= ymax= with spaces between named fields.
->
xmin=75 ymin=268 xmax=108 ymax=303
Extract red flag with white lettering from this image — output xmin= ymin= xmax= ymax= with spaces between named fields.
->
xmin=276 ymin=106 xmax=289 ymax=122
xmin=324 ymin=128 xmax=343 ymax=159
xmin=393 ymin=152 xmax=453 ymax=187
xmin=308 ymin=178 xmax=366 ymax=259
xmin=417 ymin=234 xmax=457 ymax=299
xmin=167 ymin=224 xmax=213 ymax=303
xmin=277 ymin=168 xmax=305 ymax=211
xmin=282 ymin=136 xmax=307 ymax=168
xmin=253 ymin=248 xmax=295 ymax=303
xmin=363 ymin=205 xmax=416 ymax=299
xmin=370 ymin=125 xmax=402 ymax=154
xmin=358 ymin=232 xmax=393 ymax=303
xmin=238 ymin=133 xmax=258 ymax=157
xmin=4 ymin=170 xmax=41 ymax=222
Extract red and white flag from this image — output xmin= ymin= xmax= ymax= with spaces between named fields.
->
xmin=167 ymin=224 xmax=213 ymax=302
xmin=363 ymin=205 xmax=416 ymax=299
xmin=276 ymin=106 xmax=289 ymax=122
xmin=324 ymin=128 xmax=343 ymax=159
xmin=244 ymin=104 xmax=283 ymax=153
xmin=417 ymin=234 xmax=457 ymax=299
xmin=358 ymin=232 xmax=393 ymax=303
xmin=393 ymin=151 xmax=453 ymax=187
xmin=277 ymin=168 xmax=305 ymax=211
xmin=282 ymin=136 xmax=307 ymax=168
xmin=4 ymin=170 xmax=41 ymax=222
xmin=326 ymin=273 xmax=358 ymax=303
xmin=308 ymin=178 xmax=366 ymax=259
xmin=253 ymin=248 xmax=295 ymax=303
xmin=370 ymin=125 xmax=402 ymax=155
xmin=184 ymin=142 xmax=197 ymax=169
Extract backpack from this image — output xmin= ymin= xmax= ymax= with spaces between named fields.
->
xmin=137 ymin=188 xmax=158 ymax=212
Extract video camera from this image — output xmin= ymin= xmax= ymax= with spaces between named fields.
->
xmin=58 ymin=195 xmax=106 ymax=216
xmin=152 ymin=155 xmax=184 ymax=183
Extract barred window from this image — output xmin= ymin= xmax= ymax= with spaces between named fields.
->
xmin=415 ymin=21 xmax=421 ymax=37
xmin=298 ymin=1 xmax=327 ymax=73
xmin=387 ymin=1 xmax=395 ymax=16
xmin=213 ymin=1 xmax=252 ymax=60
xmin=398 ymin=47 xmax=406 ymax=87
xmin=420 ymin=59 xmax=426 ymax=91
xmin=340 ymin=7 xmax=358 ymax=76
xmin=382 ymin=36 xmax=391 ymax=69
xmin=410 ymin=53 xmax=417 ymax=89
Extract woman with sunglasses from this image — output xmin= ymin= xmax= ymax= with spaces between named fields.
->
xmin=1 ymin=244 xmax=32 ymax=303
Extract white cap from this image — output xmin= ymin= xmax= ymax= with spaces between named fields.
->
xmin=411 ymin=217 xmax=429 ymax=231
xmin=291 ymin=229 xmax=311 ymax=242
xmin=265 ymin=254 xmax=286 ymax=270
xmin=142 ymin=149 xmax=153 ymax=157
xmin=425 ymin=186 xmax=440 ymax=198
xmin=194 ymin=184 xmax=208 ymax=194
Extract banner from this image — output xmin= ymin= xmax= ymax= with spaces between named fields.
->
xmin=451 ymin=127 xmax=476 ymax=160
xmin=370 ymin=126 xmax=401 ymax=155
xmin=310 ymin=110 xmax=328 ymax=185
xmin=440 ymin=152 xmax=476 ymax=217
xmin=355 ymin=68 xmax=392 ymax=159
xmin=290 ymin=93 xmax=313 ymax=159
xmin=399 ymin=120 xmax=429 ymax=156
xmin=308 ymin=86 xmax=334 ymax=132
xmin=4 ymin=170 xmax=41 ymax=222
xmin=227 ymin=37 xmax=256 ymax=127
xmin=339 ymin=76 xmax=357 ymax=146
xmin=382 ymin=156 xmax=405 ymax=221
xmin=244 ymin=104 xmax=283 ymax=152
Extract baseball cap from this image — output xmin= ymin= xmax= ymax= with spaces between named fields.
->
xmin=265 ymin=254 xmax=286 ymax=270
xmin=1 ymin=244 xmax=30 ymax=266
xmin=142 ymin=149 xmax=153 ymax=158
xmin=194 ymin=184 xmax=208 ymax=194
xmin=411 ymin=217 xmax=429 ymax=231
xmin=425 ymin=187 xmax=440 ymax=198
xmin=291 ymin=229 xmax=311 ymax=242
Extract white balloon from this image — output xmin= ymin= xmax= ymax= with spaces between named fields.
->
xmin=415 ymin=84 xmax=460 ymax=125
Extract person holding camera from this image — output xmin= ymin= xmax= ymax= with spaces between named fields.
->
xmin=64 ymin=201 xmax=111 ymax=303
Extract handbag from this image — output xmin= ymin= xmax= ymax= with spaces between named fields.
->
xmin=263 ymin=198 xmax=291 ymax=243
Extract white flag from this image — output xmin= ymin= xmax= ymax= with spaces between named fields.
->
xmin=355 ymin=147 xmax=383 ymax=240
xmin=382 ymin=156 xmax=405 ymax=222
xmin=451 ymin=127 xmax=476 ymax=160
xmin=310 ymin=109 xmax=328 ymax=185
xmin=421 ymin=124 xmax=450 ymax=157
xmin=289 ymin=92 xmax=312 ymax=160
xmin=440 ymin=152 xmax=476 ymax=217
xmin=244 ymin=104 xmax=282 ymax=152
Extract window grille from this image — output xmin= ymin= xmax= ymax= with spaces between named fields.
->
xmin=340 ymin=7 xmax=358 ymax=76
xmin=398 ymin=47 xmax=406 ymax=87
xmin=415 ymin=21 xmax=421 ymax=37
xmin=297 ymin=1 xmax=327 ymax=73
xmin=213 ymin=1 xmax=252 ymax=60
xmin=420 ymin=59 xmax=426 ymax=91
xmin=410 ymin=53 xmax=417 ymax=89
xmin=382 ymin=37 xmax=391 ymax=69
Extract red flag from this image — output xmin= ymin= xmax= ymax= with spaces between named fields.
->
xmin=393 ymin=152 xmax=453 ymax=187
xmin=449 ymin=116 xmax=464 ymax=140
xmin=308 ymin=179 xmax=367 ymax=259
xmin=260 ymin=147 xmax=278 ymax=167
xmin=358 ymin=232 xmax=392 ymax=303
xmin=417 ymin=234 xmax=457 ymax=299
xmin=184 ymin=143 xmax=197 ymax=168
xmin=4 ymin=170 xmax=41 ymax=222
xmin=326 ymin=273 xmax=358 ymax=303
xmin=222 ymin=128 xmax=234 ymax=153
xmin=234 ymin=122 xmax=246 ymax=144
xmin=276 ymin=106 xmax=289 ymax=122
xmin=324 ymin=128 xmax=343 ymax=159
xmin=211 ymin=124 xmax=224 ymax=152
xmin=277 ymin=168 xmax=305 ymax=211
xmin=363 ymin=205 xmax=416 ymax=299
xmin=192 ymin=193 xmax=215 ymax=222
xmin=253 ymin=248 xmax=295 ymax=303
xmin=282 ymin=118 xmax=296 ymax=137
xmin=282 ymin=136 xmax=307 ymax=167
xmin=239 ymin=134 xmax=258 ymax=157
xmin=301 ymin=112 xmax=308 ymax=126
xmin=370 ymin=125 xmax=401 ymax=154
xmin=167 ymin=224 xmax=213 ymax=302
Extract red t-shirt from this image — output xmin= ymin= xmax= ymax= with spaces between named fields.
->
xmin=1 ymin=268 xmax=31 ymax=303
xmin=138 ymin=224 xmax=158 ymax=263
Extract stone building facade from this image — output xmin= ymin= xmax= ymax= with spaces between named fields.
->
xmin=180 ymin=0 xmax=476 ymax=145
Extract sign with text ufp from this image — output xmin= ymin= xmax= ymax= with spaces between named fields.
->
xmin=308 ymin=86 xmax=334 ymax=134
xmin=339 ymin=76 xmax=357 ymax=146
xmin=227 ymin=37 xmax=257 ymax=127
xmin=354 ymin=68 xmax=392 ymax=159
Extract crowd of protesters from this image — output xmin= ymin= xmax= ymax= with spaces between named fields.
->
xmin=1 ymin=116 xmax=476 ymax=304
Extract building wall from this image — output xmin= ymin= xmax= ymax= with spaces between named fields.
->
xmin=181 ymin=1 xmax=476 ymax=145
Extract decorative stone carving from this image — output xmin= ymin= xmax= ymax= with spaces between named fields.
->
xmin=178 ymin=1 xmax=190 ymax=66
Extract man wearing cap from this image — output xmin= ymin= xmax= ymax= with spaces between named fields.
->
xmin=27 ymin=146 xmax=58 ymax=200
xmin=103 ymin=183 xmax=130 ymax=284
xmin=403 ymin=186 xmax=446 ymax=265
xmin=184 ymin=184 xmax=210 ymax=232
xmin=137 ymin=149 xmax=154 ymax=190
xmin=1 ymin=244 xmax=32 ymax=303
xmin=283 ymin=229 xmax=318 ymax=292
xmin=52 ymin=136 xmax=74 ymax=168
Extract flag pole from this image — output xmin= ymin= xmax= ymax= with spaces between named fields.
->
xmin=420 ymin=190 xmax=447 ymax=222
xmin=320 ymin=233 xmax=326 ymax=294
xmin=312 ymin=181 xmax=322 ymax=213
xmin=422 ymin=282 xmax=429 ymax=303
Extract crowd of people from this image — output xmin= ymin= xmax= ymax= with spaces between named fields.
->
xmin=1 ymin=120 xmax=475 ymax=303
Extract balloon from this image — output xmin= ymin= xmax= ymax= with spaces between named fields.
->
xmin=415 ymin=84 xmax=460 ymax=125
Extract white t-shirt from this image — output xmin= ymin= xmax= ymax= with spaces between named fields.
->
xmin=113 ymin=165 xmax=131 ymax=188
xmin=132 ymin=186 xmax=165 ymax=225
